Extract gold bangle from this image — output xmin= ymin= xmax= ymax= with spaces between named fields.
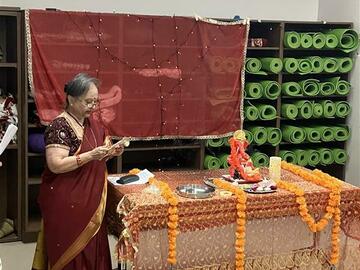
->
xmin=76 ymin=154 xmax=83 ymax=167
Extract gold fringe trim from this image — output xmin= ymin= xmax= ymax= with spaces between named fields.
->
xmin=25 ymin=9 xmax=36 ymax=98
xmin=245 ymin=248 xmax=332 ymax=270
xmin=195 ymin=15 xmax=250 ymax=26
xmin=109 ymin=132 xmax=235 ymax=141
xmin=239 ymin=22 xmax=250 ymax=130
xmin=45 ymin=144 xmax=70 ymax=151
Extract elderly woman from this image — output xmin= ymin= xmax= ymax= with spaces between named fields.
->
xmin=33 ymin=73 xmax=123 ymax=270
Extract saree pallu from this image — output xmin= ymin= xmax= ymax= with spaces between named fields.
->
xmin=35 ymin=116 xmax=111 ymax=270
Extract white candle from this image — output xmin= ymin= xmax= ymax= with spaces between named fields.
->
xmin=269 ymin=156 xmax=281 ymax=181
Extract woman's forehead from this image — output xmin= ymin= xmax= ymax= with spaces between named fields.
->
xmin=82 ymin=83 xmax=98 ymax=98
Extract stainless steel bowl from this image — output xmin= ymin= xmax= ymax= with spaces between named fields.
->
xmin=176 ymin=184 xmax=215 ymax=199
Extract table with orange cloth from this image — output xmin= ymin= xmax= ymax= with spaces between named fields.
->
xmin=106 ymin=169 xmax=360 ymax=270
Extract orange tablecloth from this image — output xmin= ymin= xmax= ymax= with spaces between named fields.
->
xmin=106 ymin=169 xmax=360 ymax=269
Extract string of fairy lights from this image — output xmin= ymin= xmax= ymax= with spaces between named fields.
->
xmin=62 ymin=11 xmax=244 ymax=168
xmin=37 ymin=11 xmax=245 ymax=170
xmin=65 ymin=11 xmax=219 ymax=137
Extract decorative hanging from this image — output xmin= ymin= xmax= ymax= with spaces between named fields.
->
xmin=26 ymin=10 xmax=249 ymax=139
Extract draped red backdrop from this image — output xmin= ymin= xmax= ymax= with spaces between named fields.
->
xmin=27 ymin=10 xmax=248 ymax=139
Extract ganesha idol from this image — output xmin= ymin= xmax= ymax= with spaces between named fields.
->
xmin=227 ymin=129 xmax=262 ymax=182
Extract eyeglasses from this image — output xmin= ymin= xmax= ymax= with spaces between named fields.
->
xmin=79 ymin=98 xmax=100 ymax=108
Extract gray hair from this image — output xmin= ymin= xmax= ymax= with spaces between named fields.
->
xmin=64 ymin=73 xmax=99 ymax=97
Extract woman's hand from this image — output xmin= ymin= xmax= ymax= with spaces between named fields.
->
xmin=112 ymin=144 xmax=124 ymax=157
xmin=90 ymin=146 xmax=109 ymax=160
xmin=102 ymin=143 xmax=125 ymax=162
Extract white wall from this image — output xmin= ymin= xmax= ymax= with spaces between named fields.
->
xmin=318 ymin=0 xmax=360 ymax=187
xmin=0 ymin=0 xmax=319 ymax=20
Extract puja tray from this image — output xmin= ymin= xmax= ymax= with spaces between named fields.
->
xmin=176 ymin=184 xmax=215 ymax=199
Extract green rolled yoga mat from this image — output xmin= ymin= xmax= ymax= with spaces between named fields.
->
xmin=304 ymin=127 xmax=321 ymax=142
xmin=206 ymin=138 xmax=224 ymax=147
xmin=281 ymin=82 xmax=302 ymax=96
xmin=327 ymin=29 xmax=359 ymax=53
xmin=300 ymin=33 xmax=313 ymax=48
xmin=245 ymin=83 xmax=263 ymax=99
xmin=284 ymin=31 xmax=301 ymax=48
xmin=323 ymin=57 xmax=339 ymax=73
xmin=338 ymin=57 xmax=353 ymax=73
xmin=332 ymin=148 xmax=347 ymax=165
xmin=319 ymin=100 xmax=336 ymax=118
xmin=335 ymin=101 xmax=351 ymax=118
xmin=246 ymin=58 xmax=267 ymax=75
xmin=312 ymin=32 xmax=326 ymax=49
xmin=260 ymin=80 xmax=281 ymax=100
xmin=307 ymin=149 xmax=321 ymax=167
xmin=312 ymin=103 xmax=324 ymax=118
xmin=267 ymin=127 xmax=282 ymax=146
xmin=257 ymin=105 xmax=277 ymax=120
xmin=323 ymin=77 xmax=351 ymax=95
xmin=245 ymin=105 xmax=259 ymax=121
xmin=298 ymin=59 xmax=313 ymax=74
xmin=315 ymin=126 xmax=335 ymax=142
xmin=283 ymin=58 xmax=299 ymax=73
xmin=317 ymin=148 xmax=334 ymax=165
xmin=308 ymin=56 xmax=324 ymax=73
xmin=204 ymin=155 xmax=221 ymax=169
xmin=319 ymin=82 xmax=336 ymax=96
xmin=333 ymin=126 xmax=350 ymax=141
xmin=251 ymin=152 xmax=269 ymax=167
xmin=248 ymin=126 xmax=268 ymax=145
xmin=281 ymin=103 xmax=298 ymax=120
xmin=223 ymin=136 xmax=231 ymax=146
xmin=260 ymin=58 xmax=283 ymax=74
xmin=299 ymin=79 xmax=320 ymax=96
xmin=244 ymin=130 xmax=253 ymax=144
xmin=337 ymin=80 xmax=351 ymax=95
xmin=279 ymin=150 xmax=297 ymax=164
xmin=294 ymin=149 xmax=308 ymax=166
xmin=218 ymin=153 xmax=230 ymax=168
xmin=325 ymin=33 xmax=339 ymax=49
xmin=294 ymin=100 xmax=313 ymax=119
xmin=282 ymin=125 xmax=306 ymax=144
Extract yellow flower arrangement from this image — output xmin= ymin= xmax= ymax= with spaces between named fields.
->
xmin=148 ymin=177 xmax=179 ymax=265
xmin=279 ymin=161 xmax=342 ymax=265
xmin=213 ymin=178 xmax=247 ymax=270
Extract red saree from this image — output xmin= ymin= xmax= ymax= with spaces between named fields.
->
xmin=34 ymin=113 xmax=111 ymax=270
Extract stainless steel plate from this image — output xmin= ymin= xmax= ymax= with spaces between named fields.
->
xmin=176 ymin=184 xmax=215 ymax=199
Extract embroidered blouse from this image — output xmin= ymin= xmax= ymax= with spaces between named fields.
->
xmin=45 ymin=117 xmax=81 ymax=156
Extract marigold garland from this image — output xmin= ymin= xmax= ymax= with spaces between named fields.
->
xmin=148 ymin=177 xmax=179 ymax=265
xmin=279 ymin=161 xmax=342 ymax=265
xmin=213 ymin=178 xmax=247 ymax=270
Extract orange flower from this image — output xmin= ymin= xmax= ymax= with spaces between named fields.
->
xmin=280 ymin=161 xmax=342 ymax=265
xmin=214 ymin=178 xmax=247 ymax=270
xmin=150 ymin=177 xmax=179 ymax=265
xmin=168 ymin=207 xmax=178 ymax=215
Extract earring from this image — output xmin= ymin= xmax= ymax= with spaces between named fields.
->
xmin=70 ymin=103 xmax=73 ymax=106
